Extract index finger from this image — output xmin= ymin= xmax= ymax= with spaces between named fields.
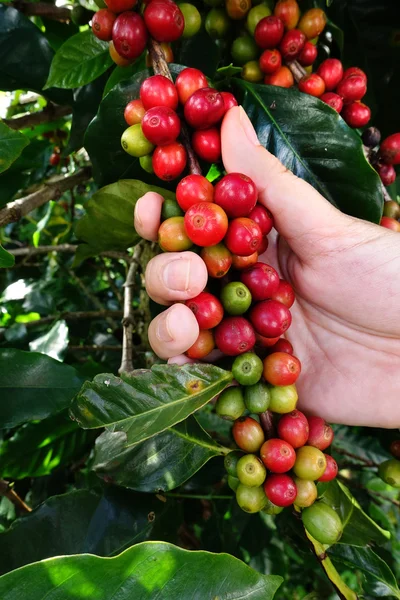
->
xmin=134 ymin=191 xmax=164 ymax=241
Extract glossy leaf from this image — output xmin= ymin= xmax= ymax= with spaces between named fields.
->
xmin=45 ymin=31 xmax=113 ymax=90
xmin=70 ymin=364 xmax=232 ymax=445
xmin=103 ymin=55 xmax=146 ymax=98
xmin=0 ymin=349 xmax=83 ymax=429
xmin=29 ymin=320 xmax=69 ymax=361
xmin=332 ymin=424 xmax=390 ymax=466
xmin=234 ymin=80 xmax=383 ymax=223
xmin=93 ymin=416 xmax=229 ymax=492
xmin=0 ymin=122 xmax=29 ymax=174
xmin=0 ymin=541 xmax=283 ymax=599
xmin=0 ymin=245 xmax=15 ymax=269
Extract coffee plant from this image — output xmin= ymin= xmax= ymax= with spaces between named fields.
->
xmin=0 ymin=0 xmax=399 ymax=598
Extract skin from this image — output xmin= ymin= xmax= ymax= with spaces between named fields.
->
xmin=135 ymin=106 xmax=400 ymax=427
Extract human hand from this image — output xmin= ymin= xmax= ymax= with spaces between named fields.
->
xmin=134 ymin=106 xmax=400 ymax=428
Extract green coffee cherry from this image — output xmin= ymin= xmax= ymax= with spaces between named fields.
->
xmin=224 ymin=450 xmax=243 ymax=477
xmin=262 ymin=498 xmax=284 ymax=515
xmin=293 ymin=478 xmax=318 ymax=508
xmin=246 ymin=4 xmax=272 ymax=36
xmin=293 ymin=446 xmax=327 ymax=480
xmin=231 ymin=35 xmax=259 ymax=66
xmin=241 ymin=60 xmax=264 ymax=83
xmin=139 ymin=154 xmax=154 ymax=174
xmin=378 ymin=458 xmax=400 ymax=489
xmin=205 ymin=8 xmax=231 ymax=39
xmin=215 ymin=386 xmax=246 ymax=420
xmin=232 ymin=352 xmax=263 ymax=386
xmin=220 ymin=282 xmax=252 ymax=315
xmin=71 ymin=5 xmax=91 ymax=25
xmin=244 ymin=382 xmax=270 ymax=413
xmin=269 ymin=384 xmax=298 ymax=414
xmin=302 ymin=502 xmax=343 ymax=545
xmin=180 ymin=3 xmax=202 ymax=38
xmin=236 ymin=483 xmax=267 ymax=513
xmin=237 ymin=454 xmax=266 ymax=487
xmin=121 ymin=125 xmax=154 ymax=158
xmin=161 ymin=198 xmax=184 ymax=220
xmin=228 ymin=475 xmax=240 ymax=492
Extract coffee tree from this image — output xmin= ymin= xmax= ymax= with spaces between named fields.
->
xmin=0 ymin=0 xmax=399 ymax=598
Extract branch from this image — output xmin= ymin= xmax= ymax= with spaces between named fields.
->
xmin=68 ymin=344 xmax=123 ymax=352
xmin=11 ymin=1 xmax=72 ymax=21
xmin=3 ymin=104 xmax=72 ymax=130
xmin=286 ymin=60 xmax=306 ymax=83
xmin=333 ymin=446 xmax=378 ymax=468
xmin=0 ymin=167 xmax=92 ymax=228
xmin=0 ymin=480 xmax=31 ymax=514
xmin=9 ymin=244 xmax=129 ymax=261
xmin=119 ymin=243 xmax=143 ymax=374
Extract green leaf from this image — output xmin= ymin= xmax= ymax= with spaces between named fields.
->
xmin=176 ymin=29 xmax=221 ymax=78
xmin=234 ymin=80 xmax=383 ymax=223
xmin=45 ymin=30 xmax=113 ymax=90
xmin=0 ymin=541 xmax=283 ymax=599
xmin=0 ymin=349 xmax=83 ymax=429
xmin=0 ymin=122 xmax=29 ymax=174
xmin=93 ymin=416 xmax=229 ymax=492
xmin=103 ymin=55 xmax=146 ymax=98
xmin=333 ymin=425 xmax=390 ymax=466
xmin=0 ymin=245 xmax=15 ymax=268
xmin=70 ymin=364 xmax=232 ymax=445
xmin=29 ymin=320 xmax=69 ymax=361
xmin=66 ymin=75 xmax=108 ymax=153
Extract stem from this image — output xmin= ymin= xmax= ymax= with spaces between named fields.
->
xmin=260 ymin=410 xmax=275 ymax=439
xmin=332 ymin=446 xmax=378 ymax=468
xmin=286 ymin=60 xmax=307 ymax=83
xmin=11 ymin=1 xmax=72 ymax=22
xmin=0 ymin=480 xmax=31 ymax=514
xmin=9 ymin=244 xmax=129 ymax=261
xmin=119 ymin=243 xmax=144 ymax=374
xmin=3 ymin=104 xmax=72 ymax=130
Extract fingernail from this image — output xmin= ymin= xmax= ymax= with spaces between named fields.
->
xmin=162 ymin=257 xmax=191 ymax=292
xmin=134 ymin=199 xmax=143 ymax=228
xmin=155 ymin=311 xmax=174 ymax=343
xmin=239 ymin=106 xmax=260 ymax=146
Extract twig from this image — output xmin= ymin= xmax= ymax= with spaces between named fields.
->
xmin=9 ymin=244 xmax=130 ymax=261
xmin=119 ymin=243 xmax=144 ymax=374
xmin=0 ymin=168 xmax=92 ymax=228
xmin=0 ymin=480 xmax=31 ymax=514
xmin=286 ymin=60 xmax=306 ymax=83
xmin=332 ymin=446 xmax=378 ymax=468
xmin=67 ymin=269 xmax=118 ymax=330
xmin=11 ymin=1 xmax=72 ymax=22
xmin=3 ymin=104 xmax=72 ymax=130
xmin=68 ymin=345 xmax=123 ymax=352
xmin=381 ymin=183 xmax=393 ymax=203
xmin=163 ymin=492 xmax=232 ymax=500
xmin=260 ymin=410 xmax=275 ymax=439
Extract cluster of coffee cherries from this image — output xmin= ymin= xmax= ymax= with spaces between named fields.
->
xmin=121 ymin=67 xmax=238 ymax=179
xmin=379 ymin=439 xmax=400 ymax=490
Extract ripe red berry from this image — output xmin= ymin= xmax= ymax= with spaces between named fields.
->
xmin=152 ymin=142 xmax=187 ymax=180
xmin=264 ymin=473 xmax=297 ymax=507
xmin=124 ymin=99 xmax=145 ymax=125
xmin=261 ymin=438 xmax=296 ymax=473
xmin=390 ymin=440 xmax=400 ymax=459
xmin=185 ymin=292 xmax=224 ymax=329
xmin=336 ymin=75 xmax=366 ymax=103
xmin=105 ymin=0 xmax=136 ymax=12
xmin=201 ymin=244 xmax=232 ymax=278
xmin=298 ymin=73 xmax=325 ymax=97
xmin=224 ymin=218 xmax=262 ymax=256
xmin=380 ymin=133 xmax=400 ymax=165
xmin=214 ymin=173 xmax=258 ymax=218
xmin=380 ymin=216 xmax=400 ymax=232
xmin=49 ymin=153 xmax=60 ymax=166
xmin=341 ymin=102 xmax=371 ymax=128
xmin=184 ymin=88 xmax=225 ymax=130
xmin=232 ymin=416 xmax=265 ymax=453
xmin=255 ymin=333 xmax=280 ymax=348
xmin=186 ymin=329 xmax=215 ymax=360
xmin=279 ymin=29 xmax=306 ymax=61
xmin=254 ymin=16 xmax=284 ymax=49
xmin=221 ymin=91 xmax=238 ymax=113
xmin=259 ymin=49 xmax=282 ymax=75
xmin=320 ymin=92 xmax=343 ymax=113
xmin=140 ymin=75 xmax=178 ymax=111
xmin=144 ymin=0 xmax=184 ymax=42
xmin=184 ymin=202 xmax=228 ymax=246
xmin=257 ymin=236 xmax=269 ymax=255
xmin=248 ymin=205 xmax=273 ymax=235
xmin=297 ymin=41 xmax=317 ymax=67
xmin=240 ymin=262 xmax=280 ymax=301
xmin=298 ymin=8 xmax=326 ymax=39
xmin=109 ymin=40 xmax=131 ymax=66
xmin=192 ymin=128 xmax=221 ymax=163
xmin=342 ymin=66 xmax=367 ymax=83
xmin=215 ymin=316 xmax=256 ymax=356
xmin=250 ymin=299 xmax=292 ymax=337
xmin=277 ymin=409 xmax=309 ymax=448
xmin=264 ymin=66 xmax=294 ymax=88
xmin=176 ymin=174 xmax=214 ymax=211
xmin=274 ymin=0 xmax=300 ymax=30
xmin=378 ymin=164 xmax=396 ymax=187
xmin=268 ymin=338 xmax=294 ymax=355
xmin=271 ymin=279 xmax=295 ymax=308
xmin=141 ymin=106 xmax=180 ymax=146
xmin=175 ymin=68 xmax=208 ymax=105
xmin=92 ymin=9 xmax=116 ymax=41
xmin=231 ymin=252 xmax=258 ymax=270
xmin=307 ymin=416 xmax=334 ymax=451
xmin=263 ymin=351 xmax=301 ymax=386
xmin=317 ymin=58 xmax=343 ymax=91
xmin=318 ymin=454 xmax=338 ymax=482
xmin=112 ymin=12 xmax=147 ymax=61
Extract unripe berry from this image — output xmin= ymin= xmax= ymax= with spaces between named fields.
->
xmin=246 ymin=5 xmax=272 ymax=37
xmin=302 ymin=502 xmax=343 ymax=545
xmin=254 ymin=16 xmax=284 ymax=49
xmin=248 ymin=205 xmax=273 ymax=235
xmin=225 ymin=218 xmax=262 ymax=256
xmin=269 ymin=384 xmax=298 ymax=414
xmin=216 ymin=386 xmax=246 ymax=420
xmin=274 ymin=0 xmax=300 ymax=30
xmin=109 ymin=40 xmax=131 ymax=66
xmin=307 ymin=416 xmax=334 ymax=451
xmin=361 ymin=127 xmax=381 ymax=148
xmin=294 ymin=446 xmax=327 ymax=480
xmin=158 ymin=216 xmax=192 ymax=251
xmin=264 ymin=65 xmax=294 ymax=88
xmin=241 ymin=61 xmax=263 ymax=83
xmin=105 ymin=0 xmax=136 ymax=12
xmin=237 ymin=454 xmax=267 ymax=487
xmin=186 ymin=329 xmax=215 ymax=359
xmin=112 ymin=12 xmax=147 ymax=60
xmin=271 ymin=279 xmax=295 ymax=308
xmin=262 ymin=498 xmax=284 ymax=515
xmin=232 ymin=416 xmax=265 ymax=453
xmin=141 ymin=106 xmax=180 ymax=146
xmin=250 ymin=299 xmax=292 ymax=338
xmin=268 ymin=338 xmax=293 ymax=355
xmin=390 ymin=440 xmax=400 ymax=459
xmin=144 ymin=0 xmax=184 ymax=42
xmin=175 ymin=68 xmax=208 ymax=105
xmin=244 ymin=381 xmax=270 ymax=413
xmin=228 ymin=475 xmax=240 ymax=491
xmin=317 ymin=58 xmax=343 ymax=91
xmin=205 ymin=8 xmax=231 ymax=39
xmin=220 ymin=281 xmax=252 ymax=316
xmin=298 ymin=73 xmax=325 ymax=97
xmin=336 ymin=75 xmax=367 ymax=103
xmin=260 ymin=438 xmax=296 ymax=473
xmin=259 ymin=49 xmax=282 ymax=75
xmin=383 ymin=200 xmax=400 ymax=220
xmin=232 ymin=252 xmax=258 ymax=270
xmin=298 ymin=8 xmax=327 ymax=39
xmin=380 ymin=133 xmax=400 ymax=165
xmin=240 ymin=262 xmax=280 ymax=301
xmin=92 ymin=9 xmax=116 ymax=41
xmin=201 ymin=244 xmax=232 ymax=278
xmin=298 ymin=41 xmax=318 ymax=67
xmin=231 ymin=35 xmax=259 ymax=66
xmin=176 ymin=174 xmax=214 ymax=211
xmin=121 ymin=124 xmax=154 ymax=157
xmin=380 ymin=216 xmax=400 ymax=232
xmin=180 ymin=3 xmax=202 ymax=38
xmin=161 ymin=198 xmax=182 ymax=220
xmin=192 ymin=128 xmax=221 ymax=163
xmin=378 ymin=459 xmax=400 ymax=489
xmin=185 ymin=291 xmax=224 ymax=329
xmin=226 ymin=0 xmax=251 ymax=19
xmin=341 ymin=102 xmax=371 ymax=128
xmin=264 ymin=473 xmax=297 ymax=507
xmin=378 ymin=164 xmax=396 ymax=187
xmin=318 ymin=454 xmax=338 ymax=482
xmin=184 ymin=88 xmax=225 ymax=130
xmin=184 ymin=202 xmax=228 ymax=246
xmin=236 ymin=484 xmax=267 ymax=513
xmin=232 ymin=352 xmax=263 ymax=386
xmin=263 ymin=352 xmax=301 ymax=386
xmin=224 ymin=450 xmax=243 ymax=476
xmin=124 ymin=99 xmax=145 ymax=125
xmin=140 ymin=75 xmax=178 ymax=111
xmin=320 ymin=92 xmax=343 ymax=113
xmin=214 ymin=173 xmax=258 ymax=218
xmin=294 ymin=478 xmax=317 ymax=508
xmin=215 ymin=316 xmax=256 ymax=356
xmin=277 ymin=409 xmax=309 ymax=448
xmin=279 ymin=29 xmax=306 ymax=61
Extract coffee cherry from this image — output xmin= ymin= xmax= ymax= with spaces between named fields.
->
xmin=142 ymin=106 xmax=180 ymax=146
xmin=307 ymin=416 xmax=334 ymax=451
xmin=269 ymin=384 xmax=298 ymax=414
xmin=378 ymin=164 xmax=396 ymax=187
xmin=336 ymin=75 xmax=367 ymax=103
xmin=317 ymin=58 xmax=343 ymax=91
xmin=320 ymin=92 xmax=343 ymax=113
xmin=260 ymin=438 xmax=296 ymax=473
xmin=175 ymin=68 xmax=208 ymax=105
xmin=232 ymin=252 xmax=258 ymax=270
xmin=318 ymin=454 xmax=338 ymax=482
xmin=298 ymin=73 xmax=325 ymax=97
xmin=279 ymin=29 xmax=306 ymax=61
xmin=226 ymin=0 xmax=251 ymax=20
xmin=383 ymin=200 xmax=400 ymax=220
xmin=205 ymin=8 xmax=231 ymax=39
xmin=112 ymin=12 xmax=147 ymax=60
xmin=92 ymin=9 xmax=116 ymax=41
xmin=232 ymin=352 xmax=263 ymax=386
xmin=225 ymin=218 xmax=262 ymax=256
xmin=158 ymin=216 xmax=192 ymax=251
xmin=298 ymin=8 xmax=327 ymax=39
xmin=362 ymin=127 xmax=381 ymax=148
xmin=224 ymin=450 xmax=243 ymax=476
xmin=262 ymin=498 xmax=284 ymax=515
xmin=378 ymin=459 xmax=400 ymax=488
xmin=184 ymin=202 xmax=228 ymax=246
xmin=294 ymin=446 xmax=327 ymax=480
xmin=271 ymin=279 xmax=295 ymax=308
xmin=380 ymin=216 xmax=400 ymax=232
xmin=342 ymin=101 xmax=371 ymax=129
xmin=140 ymin=75 xmax=178 ymax=111
xmin=146 ymin=42 xmax=174 ymax=67
xmin=221 ymin=92 xmax=238 ymax=113
xmin=254 ymin=16 xmax=284 ymax=49
xmin=215 ymin=316 xmax=256 ymax=356
xmin=248 ymin=205 xmax=273 ymax=235
xmin=250 ymin=299 xmax=292 ymax=338
xmin=176 ymin=174 xmax=214 ymax=211
xmin=264 ymin=66 xmax=294 ymax=88
xmin=244 ymin=381 xmax=270 ymax=413
xmin=220 ymin=281 xmax=252 ymax=315
xmin=216 ymin=387 xmax=246 ymax=420
xmin=214 ymin=173 xmax=258 ymax=219
xmin=144 ymin=0 xmax=184 ymax=42
xmin=294 ymin=478 xmax=317 ymax=508
xmin=161 ymin=198 xmax=183 ymax=220
xmin=241 ymin=61 xmax=264 ymax=83
xmin=240 ymin=263 xmax=279 ymax=302
xmin=255 ymin=333 xmax=280 ymax=348
xmin=237 ymin=454 xmax=267 ymax=487
xmin=109 ymin=40 xmax=131 ymax=66
xmin=232 ymin=416 xmax=265 ymax=452
xmin=264 ymin=473 xmax=297 ymax=507
xmin=153 ymin=142 xmax=187 ymax=180
xmin=180 ymin=3 xmax=201 ymax=38
xmin=184 ymin=88 xmax=225 ymax=130
xmin=263 ymin=352 xmax=301 ymax=386
xmin=192 ymin=128 xmax=222 ymax=163
xmin=259 ymin=49 xmax=282 ymax=75
xmin=121 ymin=124 xmax=154 ymax=157
xmin=390 ymin=440 xmax=400 ymax=459
xmin=277 ymin=409 xmax=309 ymax=448
xmin=105 ymin=0 xmax=136 ymax=12
xmin=228 ymin=475 xmax=240 ymax=491
xmin=49 ymin=153 xmax=60 ymax=166
xmin=201 ymin=244 xmax=232 ymax=278
xmin=124 ymin=99 xmax=145 ymax=125
xmin=342 ymin=66 xmax=367 ymax=83
xmin=268 ymin=338 xmax=293 ymax=355
xmin=298 ymin=41 xmax=317 ymax=67
xmin=302 ymin=502 xmax=343 ymax=545
xmin=231 ymin=35 xmax=259 ymax=66
xmin=186 ymin=329 xmax=215 ymax=359
xmin=274 ymin=0 xmax=300 ymax=30
xmin=247 ymin=5 xmax=272 ymax=37
xmin=257 ymin=236 xmax=269 ymax=255
xmin=185 ymin=291 xmax=223 ymax=329
xmin=236 ymin=483 xmax=267 ymax=513
xmin=380 ymin=133 xmax=400 ymax=165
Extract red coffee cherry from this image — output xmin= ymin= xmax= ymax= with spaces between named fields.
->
xmin=184 ymin=202 xmax=228 ymax=246
xmin=320 ymin=92 xmax=343 ymax=113
xmin=298 ymin=8 xmax=326 ymax=39
xmin=264 ymin=65 xmax=294 ymax=88
xmin=250 ymin=299 xmax=292 ymax=337
xmin=298 ymin=41 xmax=317 ymax=67
xmin=274 ymin=0 xmax=300 ymax=30
xmin=298 ymin=73 xmax=325 ymax=97
xmin=255 ymin=334 xmax=280 ymax=349
xmin=390 ymin=440 xmax=400 ymax=459
xmin=112 ymin=12 xmax=147 ymax=60
xmin=259 ymin=49 xmax=282 ymax=75
xmin=184 ymin=88 xmax=225 ymax=130
xmin=175 ymin=68 xmax=208 ymax=105
xmin=279 ymin=29 xmax=306 ymax=61
xmin=257 ymin=236 xmax=269 ymax=255
xmin=277 ymin=409 xmax=309 ymax=448
xmin=176 ymin=174 xmax=214 ymax=211
xmin=192 ymin=128 xmax=222 ymax=163
xmin=240 ymin=262 xmax=280 ymax=301
xmin=152 ymin=142 xmax=187 ymax=180
xmin=263 ymin=351 xmax=301 ymax=386
xmin=225 ymin=218 xmax=262 ymax=256
xmin=268 ymin=338 xmax=294 ymax=355
xmin=186 ymin=329 xmax=215 ymax=360
xmin=49 ymin=153 xmax=60 ymax=166
xmin=214 ymin=173 xmax=258 ymax=218
xmin=201 ymin=244 xmax=232 ymax=278
xmin=260 ymin=438 xmax=296 ymax=473
xmin=124 ymin=99 xmax=145 ymax=125
xmin=271 ymin=279 xmax=295 ymax=308
xmin=248 ymin=205 xmax=273 ymax=235
xmin=158 ymin=216 xmax=192 ymax=251
xmin=254 ymin=16 xmax=285 ymax=49
xmin=144 ymin=0 xmax=184 ymax=42
xmin=215 ymin=316 xmax=256 ymax=356
xmin=105 ymin=0 xmax=136 ymax=12
xmin=142 ymin=106 xmax=180 ymax=146
xmin=185 ymin=292 xmax=224 ymax=329
xmin=92 ymin=9 xmax=116 ymax=41
xmin=318 ymin=454 xmax=338 ymax=482
xmin=264 ymin=473 xmax=297 ymax=507
xmin=232 ymin=416 xmax=265 ymax=453
xmin=342 ymin=66 xmax=367 ymax=83
xmin=380 ymin=217 xmax=400 ymax=232
xmin=307 ymin=416 xmax=334 ymax=451
xmin=232 ymin=252 xmax=259 ymax=270
xmin=317 ymin=58 xmax=343 ymax=91
xmin=109 ymin=40 xmax=131 ymax=66
xmin=380 ymin=133 xmax=400 ymax=165
xmin=378 ymin=164 xmax=396 ymax=187
xmin=140 ymin=75 xmax=178 ymax=111
xmin=221 ymin=91 xmax=238 ymax=112
xmin=336 ymin=75 xmax=367 ymax=103
xmin=341 ymin=102 xmax=371 ymax=128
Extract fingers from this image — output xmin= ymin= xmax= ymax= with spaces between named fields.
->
xmin=145 ymin=251 xmax=208 ymax=305
xmin=148 ymin=304 xmax=199 ymax=359
xmin=134 ymin=192 xmax=164 ymax=241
